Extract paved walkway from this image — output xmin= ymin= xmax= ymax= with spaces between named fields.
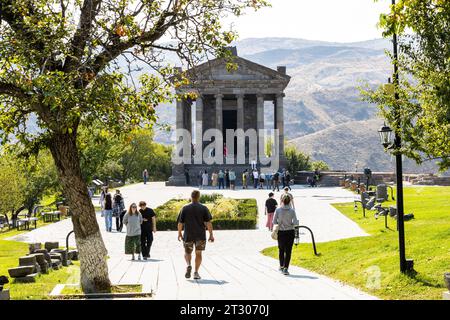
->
xmin=9 ymin=183 xmax=376 ymax=300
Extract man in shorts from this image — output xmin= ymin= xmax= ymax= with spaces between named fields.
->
xmin=177 ymin=190 xmax=214 ymax=280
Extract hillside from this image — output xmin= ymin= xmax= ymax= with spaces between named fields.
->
xmin=148 ymin=37 xmax=440 ymax=173
xmin=288 ymin=119 xmax=441 ymax=173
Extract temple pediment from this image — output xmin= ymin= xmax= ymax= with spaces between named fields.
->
xmin=186 ymin=56 xmax=290 ymax=84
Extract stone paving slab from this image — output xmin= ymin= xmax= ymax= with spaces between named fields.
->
xmin=8 ymin=183 xmax=376 ymax=300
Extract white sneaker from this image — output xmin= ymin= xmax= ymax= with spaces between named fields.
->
xmin=193 ymin=272 xmax=201 ymax=280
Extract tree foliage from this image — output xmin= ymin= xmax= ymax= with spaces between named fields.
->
xmin=363 ymin=0 xmax=450 ymax=170
xmin=0 ymin=155 xmax=26 ymax=216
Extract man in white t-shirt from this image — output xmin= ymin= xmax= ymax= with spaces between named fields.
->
xmin=253 ymin=170 xmax=259 ymax=189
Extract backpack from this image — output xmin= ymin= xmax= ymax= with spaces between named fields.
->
xmin=114 ymin=194 xmax=123 ymax=204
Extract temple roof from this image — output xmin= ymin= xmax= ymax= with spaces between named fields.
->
xmin=176 ymin=48 xmax=291 ymax=95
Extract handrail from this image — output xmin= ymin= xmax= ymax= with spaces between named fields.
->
xmin=296 ymin=225 xmax=319 ymax=256
xmin=66 ymin=230 xmax=74 ymax=252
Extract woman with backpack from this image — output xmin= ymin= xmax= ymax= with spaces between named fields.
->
xmin=113 ymin=189 xmax=125 ymax=232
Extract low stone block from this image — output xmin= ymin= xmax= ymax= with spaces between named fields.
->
xmin=45 ymin=242 xmax=59 ymax=252
xmin=443 ymin=291 xmax=450 ymax=300
xmin=34 ymin=249 xmax=52 ymax=263
xmin=19 ymin=255 xmax=37 ymax=267
xmin=8 ymin=266 xmax=34 ymax=278
xmin=51 ymin=259 xmax=62 ymax=269
xmin=0 ymin=290 xmax=10 ymax=300
xmin=13 ymin=273 xmax=38 ymax=283
xmin=28 ymin=243 xmax=42 ymax=254
xmin=68 ymin=250 xmax=79 ymax=261
xmin=51 ymin=249 xmax=68 ymax=266
xmin=28 ymin=253 xmax=46 ymax=265
xmin=49 ymin=252 xmax=62 ymax=261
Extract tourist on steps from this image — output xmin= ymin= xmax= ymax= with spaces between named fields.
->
xmin=218 ymin=170 xmax=225 ymax=189
xmin=177 ymin=190 xmax=214 ymax=280
xmin=273 ymin=196 xmax=299 ymax=275
xmin=202 ymin=170 xmax=209 ymax=188
xmin=123 ymin=203 xmax=143 ymax=261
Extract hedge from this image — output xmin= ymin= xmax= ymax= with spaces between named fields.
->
xmin=155 ymin=196 xmax=258 ymax=231
xmin=156 ymin=217 xmax=257 ymax=231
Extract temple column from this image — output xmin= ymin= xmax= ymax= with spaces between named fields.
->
xmin=215 ymin=94 xmax=224 ymax=133
xmin=276 ymin=93 xmax=285 ymax=161
xmin=194 ymin=95 xmax=203 ymax=164
xmin=237 ymin=94 xmax=244 ymax=130
xmin=257 ymin=94 xmax=265 ymax=164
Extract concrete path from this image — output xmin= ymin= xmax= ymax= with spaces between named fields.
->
xmin=9 ymin=183 xmax=376 ymax=300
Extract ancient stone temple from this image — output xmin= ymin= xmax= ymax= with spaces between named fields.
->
xmin=167 ymin=47 xmax=291 ymax=186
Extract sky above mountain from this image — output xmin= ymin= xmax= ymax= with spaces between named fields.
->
xmin=225 ymin=0 xmax=390 ymax=42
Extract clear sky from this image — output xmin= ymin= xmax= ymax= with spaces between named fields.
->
xmin=226 ymin=0 xmax=390 ymax=43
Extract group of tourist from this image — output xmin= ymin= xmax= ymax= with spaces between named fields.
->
xmin=185 ymin=167 xmax=293 ymax=191
xmin=100 ymin=188 xmax=156 ymax=261
xmin=98 ymin=183 xmax=298 ymax=277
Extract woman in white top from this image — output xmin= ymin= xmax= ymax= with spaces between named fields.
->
xmin=202 ymin=170 xmax=209 ymax=188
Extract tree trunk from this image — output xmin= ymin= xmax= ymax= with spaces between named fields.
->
xmin=49 ymin=132 xmax=111 ymax=293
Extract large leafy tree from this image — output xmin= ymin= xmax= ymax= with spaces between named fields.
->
xmin=0 ymin=0 xmax=268 ymax=292
xmin=363 ymin=0 xmax=450 ymax=170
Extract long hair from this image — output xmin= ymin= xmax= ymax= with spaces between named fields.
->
xmin=128 ymin=203 xmax=138 ymax=216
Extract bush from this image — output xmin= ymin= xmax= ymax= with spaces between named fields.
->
xmin=154 ymin=197 xmax=258 ymax=230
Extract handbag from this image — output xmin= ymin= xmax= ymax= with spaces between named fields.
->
xmin=271 ymin=225 xmax=279 ymax=240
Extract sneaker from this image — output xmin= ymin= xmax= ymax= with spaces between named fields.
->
xmin=282 ymin=268 xmax=289 ymax=275
xmin=185 ymin=266 xmax=192 ymax=279
xmin=143 ymin=257 xmax=147 ymax=261
xmin=193 ymin=272 xmax=201 ymax=280
xmin=279 ymin=266 xmax=283 ymax=272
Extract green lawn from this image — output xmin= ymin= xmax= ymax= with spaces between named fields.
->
xmin=262 ymin=186 xmax=450 ymax=300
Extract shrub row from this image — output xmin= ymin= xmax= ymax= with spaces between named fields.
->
xmin=156 ymin=217 xmax=257 ymax=231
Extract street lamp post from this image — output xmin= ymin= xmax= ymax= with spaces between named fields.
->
xmin=379 ymin=0 xmax=414 ymax=273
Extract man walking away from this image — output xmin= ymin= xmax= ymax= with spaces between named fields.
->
xmin=272 ymin=171 xmax=280 ymax=192
xmin=280 ymin=187 xmax=295 ymax=209
xmin=285 ymin=171 xmax=292 ymax=191
xmin=139 ymin=201 xmax=156 ymax=260
xmin=229 ymin=170 xmax=236 ymax=190
xmin=177 ymin=190 xmax=214 ymax=280
xmin=143 ymin=169 xmax=149 ymax=184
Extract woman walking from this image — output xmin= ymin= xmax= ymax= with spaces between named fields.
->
xmin=102 ymin=188 xmax=113 ymax=232
xmin=123 ymin=203 xmax=143 ymax=261
xmin=273 ymin=196 xmax=299 ymax=275
xmin=113 ymin=189 xmax=125 ymax=232
xmin=265 ymin=192 xmax=278 ymax=231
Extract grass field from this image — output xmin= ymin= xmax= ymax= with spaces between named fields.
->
xmin=0 ymin=239 xmax=79 ymax=300
xmin=262 ymin=186 xmax=450 ymax=300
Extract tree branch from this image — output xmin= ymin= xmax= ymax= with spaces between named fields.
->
xmin=64 ymin=0 xmax=103 ymax=72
